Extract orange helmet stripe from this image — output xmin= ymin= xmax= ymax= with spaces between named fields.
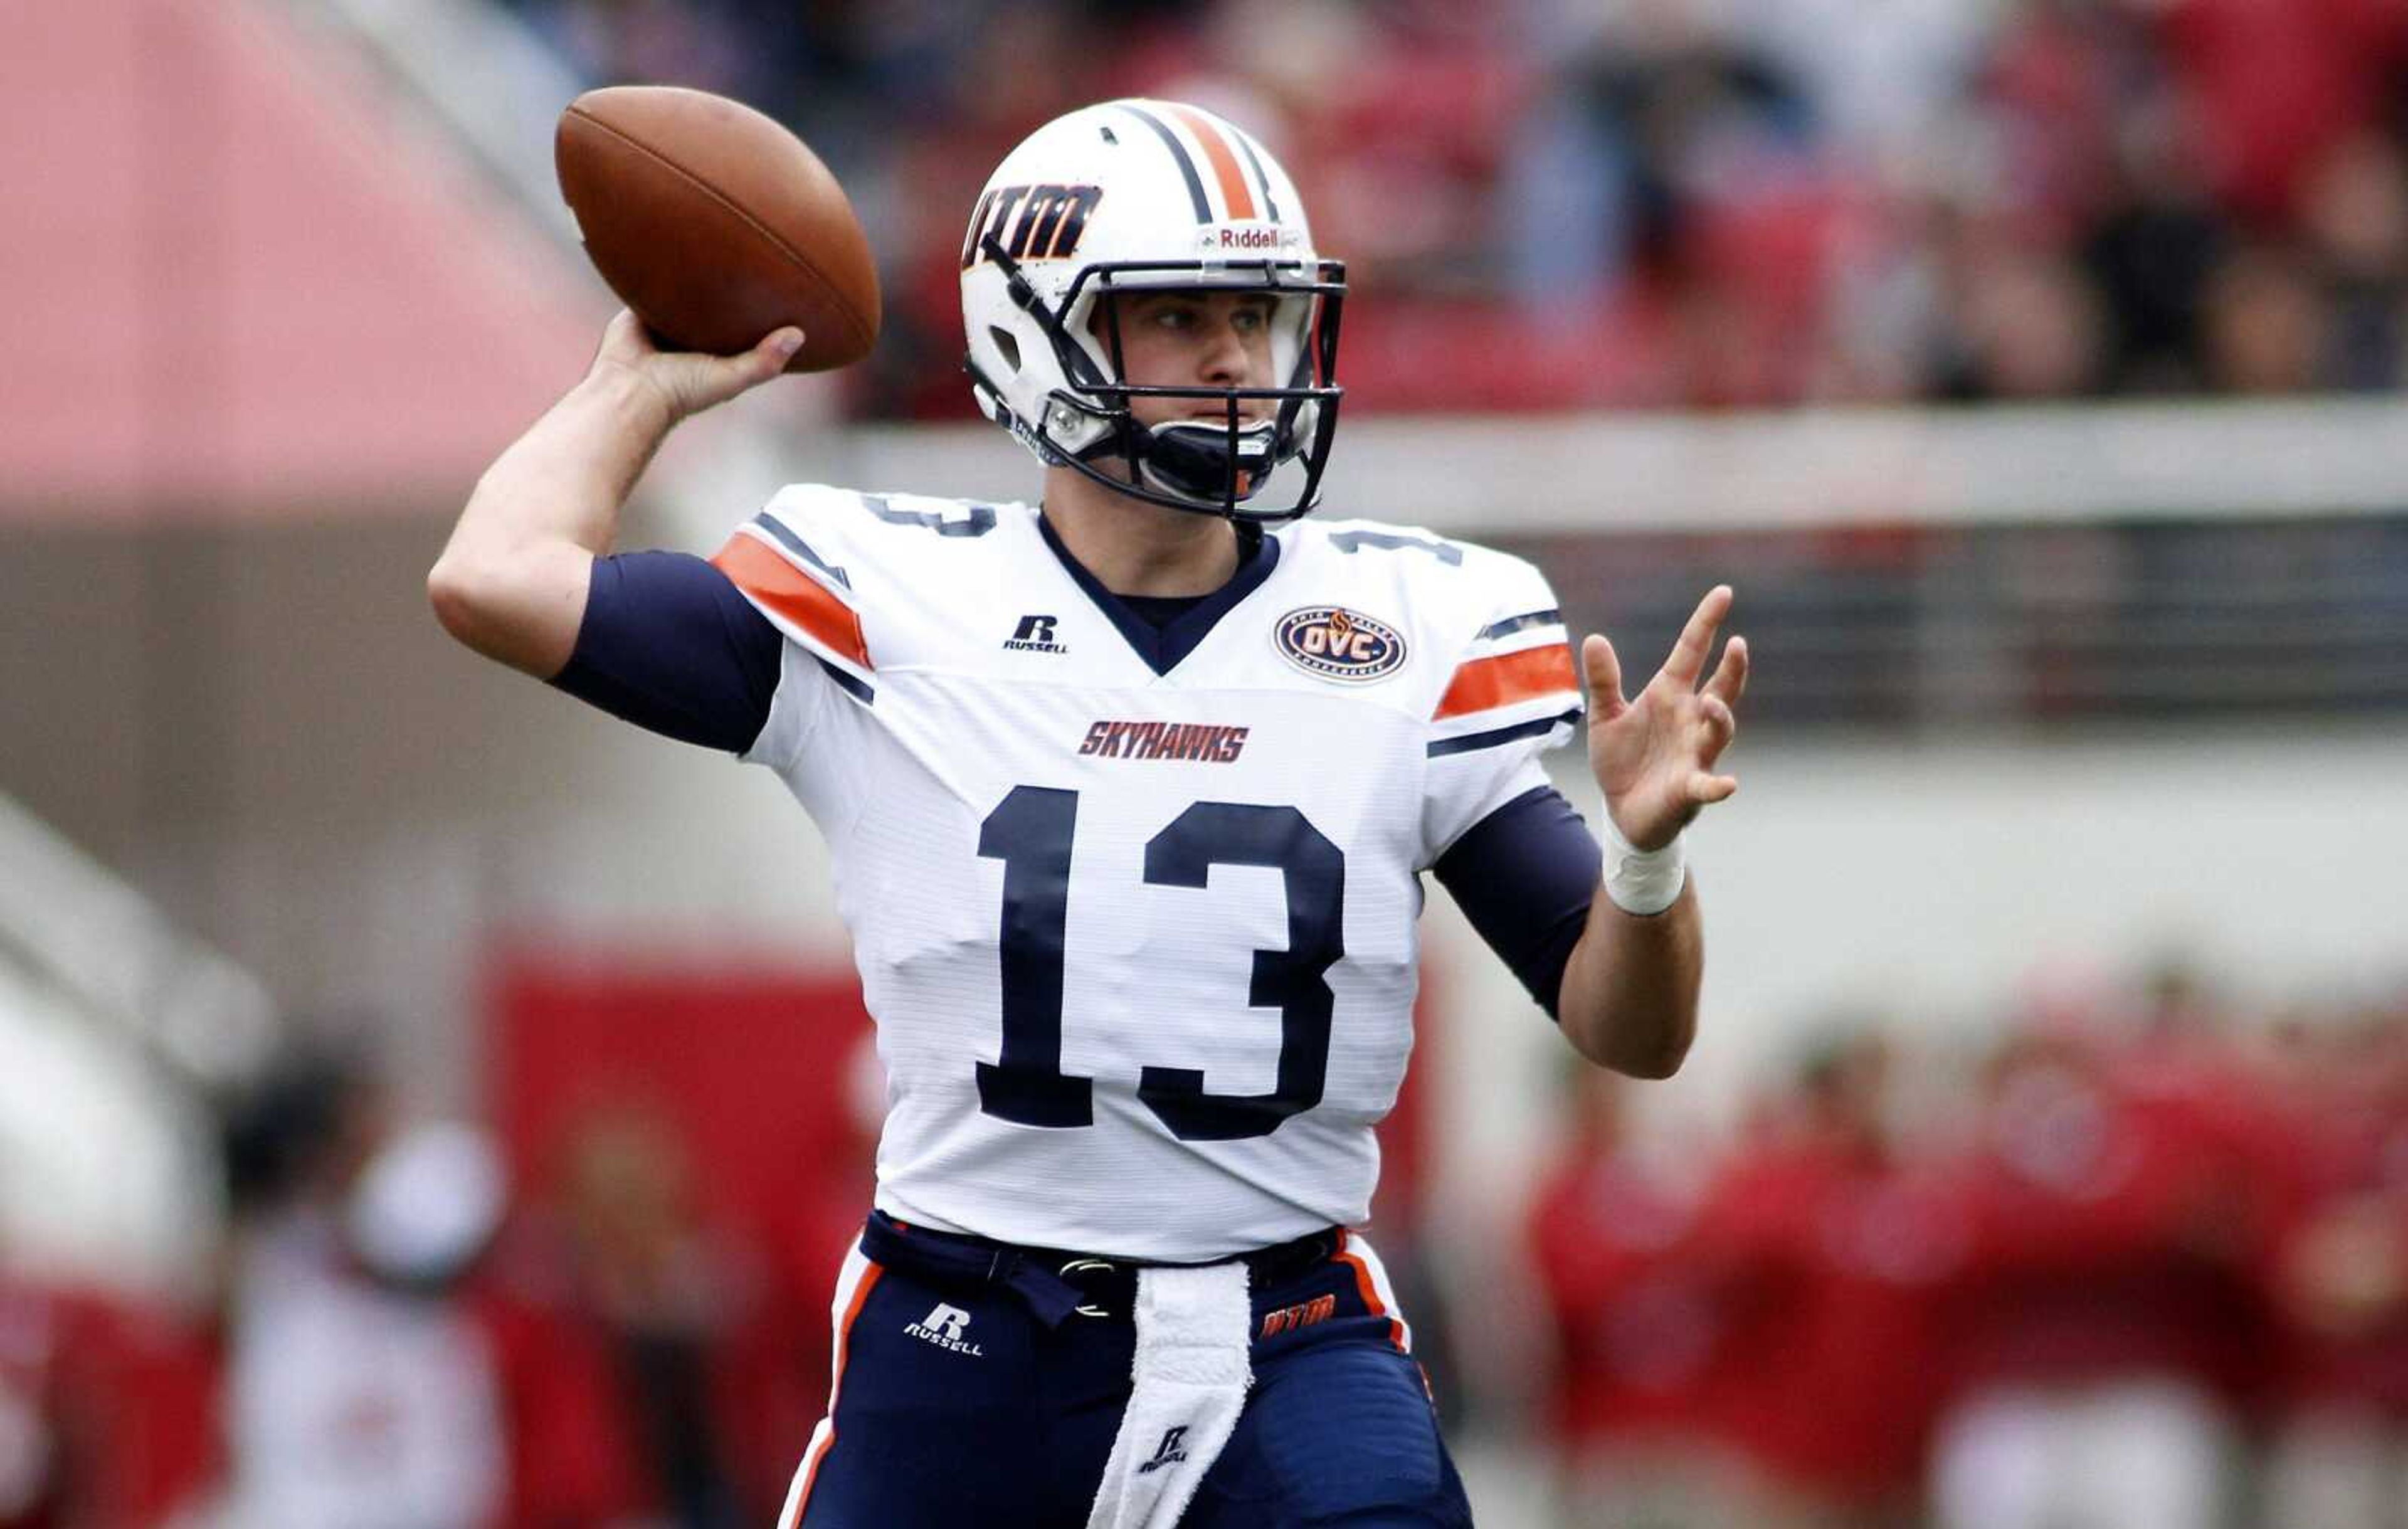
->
xmin=1166 ymin=105 xmax=1258 ymax=221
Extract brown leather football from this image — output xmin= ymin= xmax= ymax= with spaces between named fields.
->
xmin=555 ymin=85 xmax=880 ymax=373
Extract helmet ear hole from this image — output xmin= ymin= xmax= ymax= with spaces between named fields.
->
xmin=989 ymin=326 xmax=1022 ymax=374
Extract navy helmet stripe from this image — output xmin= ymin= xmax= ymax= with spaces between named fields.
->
xmin=1232 ymin=130 xmax=1284 ymax=224
xmin=1120 ymin=104 xmax=1213 ymax=224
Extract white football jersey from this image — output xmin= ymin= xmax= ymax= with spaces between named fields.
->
xmin=713 ymin=489 xmax=1581 ymax=1261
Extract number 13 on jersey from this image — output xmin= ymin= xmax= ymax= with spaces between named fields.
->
xmin=975 ymin=785 xmax=1346 ymax=1143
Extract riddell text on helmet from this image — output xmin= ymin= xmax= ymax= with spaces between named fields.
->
xmin=1205 ymin=225 xmax=1298 ymax=251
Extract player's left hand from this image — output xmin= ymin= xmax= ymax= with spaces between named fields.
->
xmin=1583 ymin=585 xmax=1748 ymax=852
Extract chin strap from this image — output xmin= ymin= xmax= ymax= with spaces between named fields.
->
xmin=1139 ymin=420 xmax=1277 ymax=505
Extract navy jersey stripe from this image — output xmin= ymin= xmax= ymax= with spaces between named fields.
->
xmin=813 ymin=653 xmax=875 ymax=705
xmin=1426 ymin=707 xmax=1583 ymax=758
xmin=1477 ymin=608 xmax=1563 ymax=642
xmin=1119 ymin=105 xmax=1213 ymax=223
xmin=750 ymin=513 xmax=852 ymax=590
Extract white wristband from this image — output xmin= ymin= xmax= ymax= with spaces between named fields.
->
xmin=1601 ymin=814 xmax=1687 ymax=916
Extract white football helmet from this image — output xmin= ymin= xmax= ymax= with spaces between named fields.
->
xmin=960 ymin=99 xmax=1346 ymax=522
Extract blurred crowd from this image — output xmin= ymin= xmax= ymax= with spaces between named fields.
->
xmin=0 ymin=1050 xmax=869 ymax=1529
xmin=499 ymin=0 xmax=2408 ymax=413
xmin=1524 ymin=969 xmax=2408 ymax=1529
xmin=3 ymin=967 xmax=2404 ymax=1528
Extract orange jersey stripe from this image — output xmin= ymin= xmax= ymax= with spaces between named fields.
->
xmin=1166 ymin=105 xmax=1258 ymax=221
xmin=1433 ymin=643 xmax=1577 ymax=720
xmin=788 ymin=1262 xmax=884 ymax=1527
xmin=712 ymin=533 xmax=872 ymax=670
xmin=1336 ymin=1231 xmax=1407 ymax=1352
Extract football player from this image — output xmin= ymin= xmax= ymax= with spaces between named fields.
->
xmin=430 ymin=98 xmax=1747 ymax=1528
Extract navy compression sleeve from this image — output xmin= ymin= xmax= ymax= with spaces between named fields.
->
xmin=549 ymin=551 xmax=784 ymax=752
xmin=1432 ymin=785 xmax=1600 ymax=1018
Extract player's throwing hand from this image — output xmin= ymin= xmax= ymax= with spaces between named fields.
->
xmin=588 ymin=308 xmax=805 ymax=427
xmin=1582 ymin=585 xmax=1750 ymax=852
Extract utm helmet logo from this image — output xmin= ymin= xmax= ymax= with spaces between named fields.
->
xmin=1275 ymin=606 xmax=1407 ymax=684
xmin=961 ymin=183 xmax=1104 ymax=268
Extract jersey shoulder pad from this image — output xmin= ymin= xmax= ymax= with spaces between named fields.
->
xmin=1425 ymin=538 xmax=1580 ymax=755
xmin=1286 ymin=519 xmax=1581 ymax=743
xmin=752 ymin=483 xmax=1013 ymax=565
xmin=1287 ymin=516 xmax=1533 ymax=627
xmin=709 ymin=484 xmax=1028 ymax=690
xmin=1314 ymin=526 xmax=1584 ymax=758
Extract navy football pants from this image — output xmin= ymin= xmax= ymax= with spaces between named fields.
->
xmin=781 ymin=1215 xmax=1474 ymax=1528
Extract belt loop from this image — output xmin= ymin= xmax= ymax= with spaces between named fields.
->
xmin=1057 ymin=1257 xmax=1119 ymax=1319
xmin=1002 ymin=1259 xmax=1087 ymax=1329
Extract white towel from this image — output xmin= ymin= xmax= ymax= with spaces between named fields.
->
xmin=1084 ymin=1260 xmax=1254 ymax=1529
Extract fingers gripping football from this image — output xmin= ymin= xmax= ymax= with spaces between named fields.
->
xmin=1582 ymin=586 xmax=1747 ymax=852
xmin=589 ymin=309 xmax=804 ymax=424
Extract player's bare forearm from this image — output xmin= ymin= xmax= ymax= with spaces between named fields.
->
xmin=428 ymin=365 xmax=674 ymax=675
xmin=427 ymin=312 xmax=801 ymax=679
xmin=1555 ymin=880 xmax=1703 ymax=1078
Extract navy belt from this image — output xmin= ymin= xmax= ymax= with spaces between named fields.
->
xmin=860 ymin=1210 xmax=1340 ymax=1328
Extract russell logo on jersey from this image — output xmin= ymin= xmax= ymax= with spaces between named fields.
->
xmin=1275 ymin=606 xmax=1407 ymax=684
xmin=1005 ymin=613 xmax=1069 ymax=654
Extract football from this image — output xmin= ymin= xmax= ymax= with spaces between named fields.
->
xmin=554 ymin=85 xmax=880 ymax=373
